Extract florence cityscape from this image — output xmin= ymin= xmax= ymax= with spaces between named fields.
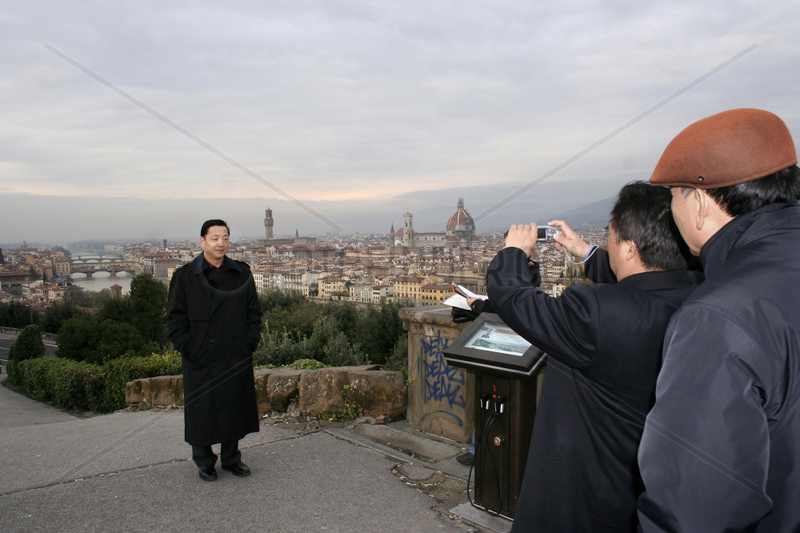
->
xmin=1 ymin=2 xmax=798 ymax=531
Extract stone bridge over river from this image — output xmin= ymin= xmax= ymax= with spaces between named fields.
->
xmin=69 ymin=254 xmax=140 ymax=277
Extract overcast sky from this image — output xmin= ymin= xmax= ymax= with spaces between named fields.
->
xmin=1 ymin=1 xmax=798 ymax=244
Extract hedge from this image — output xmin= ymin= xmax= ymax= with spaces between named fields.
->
xmin=10 ymin=352 xmax=182 ymax=413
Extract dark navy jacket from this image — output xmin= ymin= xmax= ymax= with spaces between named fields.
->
xmin=487 ymin=246 xmax=699 ymax=532
xmin=638 ymin=203 xmax=800 ymax=532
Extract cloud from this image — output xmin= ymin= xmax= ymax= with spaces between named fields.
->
xmin=1 ymin=1 xmax=799 ymax=241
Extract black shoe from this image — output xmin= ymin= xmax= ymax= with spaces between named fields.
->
xmin=456 ymin=452 xmax=474 ymax=466
xmin=221 ymin=461 xmax=251 ymax=477
xmin=198 ymin=466 xmax=217 ymax=481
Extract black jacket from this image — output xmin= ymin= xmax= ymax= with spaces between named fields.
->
xmin=487 ymin=246 xmax=700 ymax=532
xmin=167 ymin=255 xmax=262 ymax=445
xmin=638 ymin=203 xmax=800 ymax=533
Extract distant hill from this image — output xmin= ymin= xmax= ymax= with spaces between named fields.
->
xmin=407 ymin=196 xmax=614 ymax=233
xmin=557 ymin=197 xmax=616 ymax=229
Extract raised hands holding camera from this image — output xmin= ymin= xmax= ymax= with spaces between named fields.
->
xmin=503 ymin=224 xmax=540 ymax=257
xmin=548 ymin=220 xmax=591 ymax=259
xmin=504 ymin=220 xmax=589 ymax=260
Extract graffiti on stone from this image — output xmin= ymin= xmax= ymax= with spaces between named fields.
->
xmin=419 ymin=330 xmax=466 ymax=410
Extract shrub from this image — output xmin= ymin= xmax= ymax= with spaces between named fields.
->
xmin=251 ymin=291 xmax=410 ymax=368
xmin=9 ymin=324 xmax=45 ymax=361
xmin=7 ymin=324 xmax=46 ymax=384
xmin=95 ymin=352 xmax=183 ymax=412
xmin=384 ymin=334 xmax=408 ymax=376
xmin=289 ymin=358 xmax=325 ymax=370
xmin=10 ymin=352 xmax=182 ymax=413
xmin=254 ymin=329 xmax=311 ymax=368
xmin=11 ymin=357 xmax=102 ymax=410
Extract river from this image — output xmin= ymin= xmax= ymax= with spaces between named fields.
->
xmin=69 ymin=272 xmax=133 ymax=295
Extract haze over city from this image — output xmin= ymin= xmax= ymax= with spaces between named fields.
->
xmin=2 ymin=1 xmax=798 ymax=244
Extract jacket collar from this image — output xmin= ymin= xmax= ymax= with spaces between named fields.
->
xmin=191 ymin=254 xmax=242 ymax=275
xmin=618 ymin=268 xmax=697 ymax=292
xmin=700 ymin=202 xmax=800 ymax=278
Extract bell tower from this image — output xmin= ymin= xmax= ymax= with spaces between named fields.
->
xmin=264 ymin=208 xmax=274 ymax=240
xmin=403 ymin=211 xmax=414 ymax=249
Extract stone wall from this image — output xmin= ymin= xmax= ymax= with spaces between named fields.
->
xmin=126 ymin=365 xmax=407 ymax=419
xmin=399 ymin=306 xmax=474 ymax=443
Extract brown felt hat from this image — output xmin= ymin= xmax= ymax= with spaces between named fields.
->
xmin=650 ymin=108 xmax=797 ymax=188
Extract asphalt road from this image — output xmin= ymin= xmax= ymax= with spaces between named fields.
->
xmin=0 ymin=376 xmax=479 ymax=533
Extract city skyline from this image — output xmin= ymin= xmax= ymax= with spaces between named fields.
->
xmin=2 ymin=2 xmax=799 ymax=242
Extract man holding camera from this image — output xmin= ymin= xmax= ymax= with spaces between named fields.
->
xmin=638 ymin=109 xmax=800 ymax=532
xmin=487 ymin=182 xmax=699 ymax=532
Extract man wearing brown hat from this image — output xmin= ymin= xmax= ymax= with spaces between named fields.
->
xmin=639 ymin=109 xmax=800 ymax=532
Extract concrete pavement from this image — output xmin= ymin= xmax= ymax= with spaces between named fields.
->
xmin=0 ymin=375 xmax=512 ymax=532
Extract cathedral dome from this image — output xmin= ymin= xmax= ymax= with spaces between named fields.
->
xmin=446 ymin=199 xmax=474 ymax=230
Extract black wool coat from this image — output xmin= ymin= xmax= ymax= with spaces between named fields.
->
xmin=167 ymin=255 xmax=263 ymax=446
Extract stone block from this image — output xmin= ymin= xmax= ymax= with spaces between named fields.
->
xmin=253 ymin=369 xmax=272 ymax=413
xmin=269 ymin=369 xmax=302 ymax=410
xmin=150 ymin=375 xmax=184 ymax=406
xmin=125 ymin=380 xmax=145 ymax=404
xmin=298 ymin=368 xmax=347 ymax=416
xmin=347 ymin=370 xmax=406 ymax=419
xmin=125 ymin=375 xmax=183 ymax=407
xmin=126 ymin=364 xmax=407 ymax=420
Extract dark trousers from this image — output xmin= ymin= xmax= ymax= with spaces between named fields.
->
xmin=192 ymin=441 xmax=241 ymax=468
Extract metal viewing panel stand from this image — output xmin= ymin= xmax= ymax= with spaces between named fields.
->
xmin=444 ymin=313 xmax=547 ymax=521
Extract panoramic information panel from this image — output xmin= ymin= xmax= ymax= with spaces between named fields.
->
xmin=444 ymin=313 xmax=547 ymax=378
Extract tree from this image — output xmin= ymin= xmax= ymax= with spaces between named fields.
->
xmin=0 ymin=246 xmax=5 ymax=265
xmin=352 ymin=300 xmax=407 ymax=365
xmin=7 ymin=324 xmax=45 ymax=383
xmin=263 ymin=300 xmax=324 ymax=342
xmin=129 ymin=274 xmax=168 ymax=347
xmin=306 ymin=316 xmax=366 ymax=367
xmin=39 ymin=301 xmax=83 ymax=334
xmin=56 ymin=314 xmax=147 ymax=365
xmin=65 ymin=287 xmax=96 ymax=308
xmin=0 ymin=301 xmax=35 ymax=328
xmin=92 ymin=289 xmax=112 ymax=309
xmin=98 ymin=294 xmax=133 ymax=324
xmin=259 ymin=288 xmax=307 ymax=313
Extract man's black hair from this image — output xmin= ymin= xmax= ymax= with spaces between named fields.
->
xmin=704 ymin=165 xmax=800 ymax=217
xmin=610 ymin=181 xmax=690 ymax=271
xmin=200 ymin=219 xmax=230 ymax=237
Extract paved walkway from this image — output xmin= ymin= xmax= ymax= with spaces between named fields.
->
xmin=0 ymin=375 xmax=510 ymax=533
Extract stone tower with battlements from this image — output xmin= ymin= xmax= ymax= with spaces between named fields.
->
xmin=264 ymin=208 xmax=274 ymax=240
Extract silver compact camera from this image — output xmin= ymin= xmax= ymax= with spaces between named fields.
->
xmin=537 ymin=226 xmax=559 ymax=242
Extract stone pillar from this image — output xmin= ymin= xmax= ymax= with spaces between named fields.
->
xmin=399 ymin=305 xmax=474 ymax=443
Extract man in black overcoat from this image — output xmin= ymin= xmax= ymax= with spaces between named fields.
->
xmin=486 ymin=182 xmax=700 ymax=532
xmin=167 ymin=219 xmax=263 ymax=481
